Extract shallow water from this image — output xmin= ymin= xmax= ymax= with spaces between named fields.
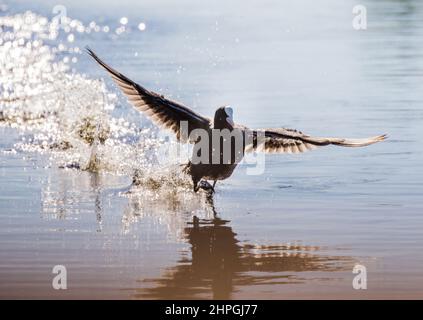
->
xmin=1 ymin=0 xmax=423 ymax=299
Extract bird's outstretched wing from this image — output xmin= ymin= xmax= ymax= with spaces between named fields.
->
xmin=245 ymin=127 xmax=387 ymax=153
xmin=86 ymin=48 xmax=211 ymax=142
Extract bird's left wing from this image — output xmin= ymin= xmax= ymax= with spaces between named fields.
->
xmin=86 ymin=48 xmax=211 ymax=142
xmin=243 ymin=127 xmax=387 ymax=153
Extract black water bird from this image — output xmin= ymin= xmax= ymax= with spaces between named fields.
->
xmin=86 ymin=48 xmax=386 ymax=192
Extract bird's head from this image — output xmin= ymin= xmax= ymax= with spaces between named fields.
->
xmin=214 ymin=105 xmax=234 ymax=129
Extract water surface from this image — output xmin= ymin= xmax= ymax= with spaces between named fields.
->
xmin=1 ymin=0 xmax=423 ymax=299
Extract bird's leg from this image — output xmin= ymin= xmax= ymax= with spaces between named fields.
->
xmin=212 ymin=180 xmax=217 ymax=190
xmin=192 ymin=177 xmax=200 ymax=193
xmin=204 ymin=192 xmax=218 ymax=217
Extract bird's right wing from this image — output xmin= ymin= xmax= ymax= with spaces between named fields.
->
xmin=244 ymin=127 xmax=387 ymax=153
xmin=86 ymin=48 xmax=211 ymax=142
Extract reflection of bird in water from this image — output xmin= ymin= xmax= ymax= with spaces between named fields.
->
xmin=135 ymin=197 xmax=354 ymax=299
xmin=40 ymin=169 xmax=106 ymax=233
xmin=87 ymin=48 xmax=386 ymax=193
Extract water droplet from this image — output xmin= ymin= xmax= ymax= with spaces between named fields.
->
xmin=115 ymin=26 xmax=125 ymax=35
xmin=67 ymin=33 xmax=74 ymax=43
xmin=138 ymin=22 xmax=146 ymax=31
xmin=120 ymin=17 xmax=128 ymax=25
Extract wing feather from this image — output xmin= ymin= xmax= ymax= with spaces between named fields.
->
xmin=86 ymin=47 xmax=211 ymax=142
xmin=245 ymin=127 xmax=387 ymax=154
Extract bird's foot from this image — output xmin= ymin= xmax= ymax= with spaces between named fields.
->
xmin=198 ymin=180 xmax=215 ymax=193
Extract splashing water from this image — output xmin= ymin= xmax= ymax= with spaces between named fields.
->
xmin=0 ymin=10 xmax=196 ymax=199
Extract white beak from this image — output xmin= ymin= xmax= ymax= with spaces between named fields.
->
xmin=224 ymin=106 xmax=234 ymax=126
xmin=226 ymin=117 xmax=234 ymax=126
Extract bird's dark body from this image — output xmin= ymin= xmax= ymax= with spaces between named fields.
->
xmin=184 ymin=107 xmax=244 ymax=191
xmin=185 ymin=161 xmax=238 ymax=185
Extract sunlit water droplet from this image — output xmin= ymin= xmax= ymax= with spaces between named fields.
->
xmin=0 ymin=10 xmax=194 ymax=203
xmin=119 ymin=17 xmax=128 ymax=25
xmin=138 ymin=22 xmax=146 ymax=31
xmin=67 ymin=33 xmax=74 ymax=42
